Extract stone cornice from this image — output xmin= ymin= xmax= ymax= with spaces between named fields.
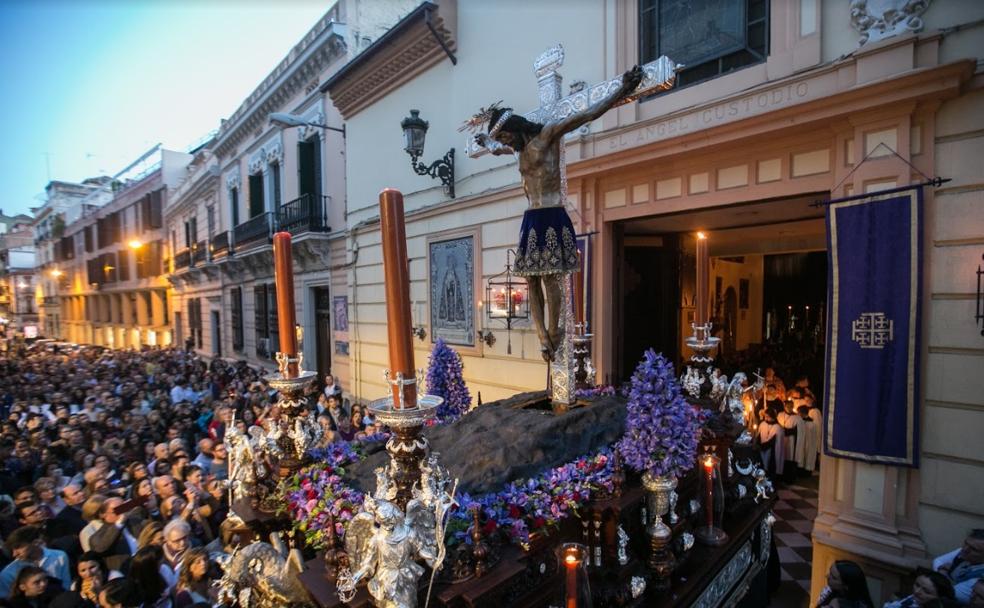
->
xmin=214 ymin=20 xmax=348 ymax=159
xmin=166 ymin=165 xmax=219 ymax=219
xmin=323 ymin=2 xmax=456 ymax=120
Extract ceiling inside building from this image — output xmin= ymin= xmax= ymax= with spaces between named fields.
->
xmin=621 ymin=192 xmax=828 ymax=256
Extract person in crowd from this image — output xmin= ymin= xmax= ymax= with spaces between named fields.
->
xmin=934 ymin=529 xmax=984 ymax=604
xmin=161 ymin=519 xmax=191 ymax=578
xmin=817 ymin=560 xmax=875 ymax=608
xmin=49 ymin=552 xmax=117 ymax=608
xmin=95 ymin=577 xmax=134 ymax=608
xmin=52 ymin=484 xmax=88 ymax=538
xmin=796 ymin=404 xmax=820 ymax=474
xmin=0 ymin=525 xmax=72 ymax=596
xmin=757 ymin=408 xmax=784 ymax=478
xmin=208 ymin=442 xmax=228 ymax=481
xmin=172 ymin=549 xmax=214 ymax=608
xmin=189 ymin=440 xmax=212 ymax=474
xmin=3 ymin=564 xmax=62 ymax=608
xmin=323 ymin=374 xmax=342 ymax=400
xmin=127 ymin=546 xmax=172 ymax=608
xmin=968 ymin=579 xmax=984 ymax=608
xmin=88 ymin=497 xmax=142 ymax=573
xmin=777 ymin=394 xmax=805 ymax=482
xmin=326 ymin=394 xmax=347 ymax=431
xmin=883 ymin=568 xmax=955 ymax=607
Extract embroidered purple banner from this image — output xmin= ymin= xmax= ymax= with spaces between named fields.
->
xmin=823 ymin=188 xmax=922 ymax=466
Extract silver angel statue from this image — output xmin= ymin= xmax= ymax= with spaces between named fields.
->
xmin=215 ymin=532 xmax=309 ymax=608
xmin=708 ymin=368 xmax=729 ymax=403
xmin=338 ymin=458 xmax=457 ymax=608
xmin=724 ymin=372 xmax=749 ymax=424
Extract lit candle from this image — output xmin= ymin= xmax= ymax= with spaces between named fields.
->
xmin=703 ymin=455 xmax=715 ymax=530
xmin=696 ymin=232 xmax=709 ymax=328
xmin=272 ymin=231 xmax=299 ymax=378
xmin=564 ymin=551 xmax=578 ymax=608
xmin=379 ymin=189 xmax=416 ymax=409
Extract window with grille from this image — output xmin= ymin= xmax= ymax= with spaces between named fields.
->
xmin=640 ymin=0 xmax=768 ymax=90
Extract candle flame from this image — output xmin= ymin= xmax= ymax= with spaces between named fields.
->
xmin=565 ymin=553 xmax=577 ymax=565
xmin=703 ymin=456 xmax=714 ymax=468
xmin=697 ymin=231 xmax=707 ymax=240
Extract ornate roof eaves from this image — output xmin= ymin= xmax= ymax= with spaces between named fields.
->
xmin=214 ymin=22 xmax=348 ymax=159
xmin=323 ymin=2 xmax=457 ymax=120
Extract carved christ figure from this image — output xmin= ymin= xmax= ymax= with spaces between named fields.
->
xmin=470 ymin=65 xmax=644 ymax=360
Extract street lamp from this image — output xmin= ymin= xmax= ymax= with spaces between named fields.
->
xmin=50 ymin=269 xmax=64 ymax=278
xmin=400 ymin=109 xmax=455 ymax=198
xmin=128 ymin=239 xmax=144 ymax=250
xmin=268 ymin=112 xmax=345 ymax=136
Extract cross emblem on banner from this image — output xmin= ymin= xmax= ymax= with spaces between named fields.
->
xmin=851 ymin=312 xmax=895 ymax=349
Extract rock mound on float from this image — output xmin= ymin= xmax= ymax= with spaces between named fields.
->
xmin=344 ymin=391 xmax=626 ymax=495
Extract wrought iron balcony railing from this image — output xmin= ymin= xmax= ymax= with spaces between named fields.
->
xmin=277 ymin=194 xmax=330 ymax=236
xmin=174 ymin=249 xmax=191 ymax=270
xmin=210 ymin=231 xmax=230 ymax=259
xmin=233 ymin=212 xmax=274 ymax=250
xmin=192 ymin=240 xmax=208 ymax=265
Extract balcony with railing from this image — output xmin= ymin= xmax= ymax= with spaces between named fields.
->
xmin=174 ymin=248 xmax=191 ymax=270
xmin=233 ymin=212 xmax=274 ymax=251
xmin=210 ymin=231 xmax=231 ymax=259
xmin=192 ymin=240 xmax=208 ymax=265
xmin=277 ymin=194 xmax=330 ymax=236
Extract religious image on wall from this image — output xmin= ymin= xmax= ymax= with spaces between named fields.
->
xmin=429 ymin=235 xmax=475 ymax=346
xmin=333 ymin=295 xmax=349 ymax=356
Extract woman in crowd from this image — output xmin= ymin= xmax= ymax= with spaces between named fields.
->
xmin=127 ymin=546 xmax=172 ymax=608
xmin=49 ymin=552 xmax=114 ymax=608
xmin=138 ymin=521 xmax=165 ymax=550
xmin=173 ymin=549 xmax=214 ymax=608
xmin=883 ymin=569 xmax=957 ymax=608
xmin=817 ymin=561 xmax=875 ymax=608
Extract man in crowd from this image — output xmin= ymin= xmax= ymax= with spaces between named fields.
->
xmin=934 ymin=529 xmax=984 ymax=604
xmin=0 ymin=524 xmax=72 ymax=596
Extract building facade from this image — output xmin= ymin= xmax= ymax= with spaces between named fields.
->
xmin=60 ymin=147 xmax=191 ymax=348
xmin=166 ymin=0 xmax=419 ymax=383
xmin=0 ymin=221 xmax=37 ymax=337
xmin=33 ymin=178 xmax=113 ymax=338
xmin=326 ymin=0 xmax=984 ymax=603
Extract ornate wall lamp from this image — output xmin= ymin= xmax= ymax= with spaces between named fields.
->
xmin=484 ymin=250 xmax=529 ymax=354
xmin=400 ymin=110 xmax=455 ymax=198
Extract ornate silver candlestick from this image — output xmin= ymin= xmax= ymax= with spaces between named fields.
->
xmin=369 ymin=371 xmax=444 ymax=511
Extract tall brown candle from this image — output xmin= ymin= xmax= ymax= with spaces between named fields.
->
xmin=695 ymin=232 xmax=709 ymax=328
xmin=379 ymin=189 xmax=417 ymax=409
xmin=273 ymin=231 xmax=299 ymax=378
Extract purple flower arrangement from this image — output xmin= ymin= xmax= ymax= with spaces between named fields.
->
xmin=287 ymin=443 xmax=617 ymax=551
xmin=444 ymin=449 xmax=616 ymax=548
xmin=282 ymin=456 xmax=365 ymax=550
xmin=425 ymin=338 xmax=472 ymax=422
xmin=573 ymin=384 xmax=617 ymax=400
xmin=617 ymin=349 xmax=702 ymax=480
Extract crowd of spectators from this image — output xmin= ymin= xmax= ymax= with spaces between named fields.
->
xmin=0 ymin=345 xmax=300 ymax=607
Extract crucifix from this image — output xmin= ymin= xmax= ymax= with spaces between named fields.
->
xmin=464 ymin=45 xmax=678 ymax=404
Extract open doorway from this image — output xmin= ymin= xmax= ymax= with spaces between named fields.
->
xmin=613 ymin=192 xmax=827 ymax=384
